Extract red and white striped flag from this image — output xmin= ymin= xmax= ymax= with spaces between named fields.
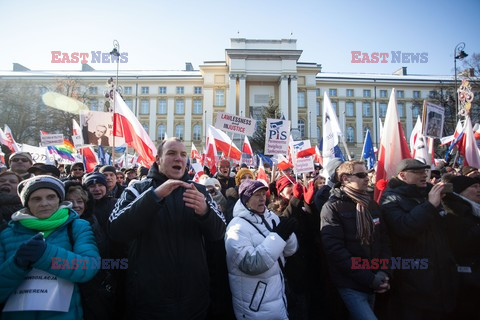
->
xmin=207 ymin=125 xmax=242 ymax=161
xmin=3 ymin=125 xmax=20 ymax=152
xmin=191 ymin=143 xmax=201 ymax=160
xmin=459 ymin=116 xmax=480 ymax=168
xmin=242 ymin=136 xmax=254 ymax=156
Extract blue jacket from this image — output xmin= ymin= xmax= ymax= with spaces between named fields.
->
xmin=0 ymin=203 xmax=100 ymax=320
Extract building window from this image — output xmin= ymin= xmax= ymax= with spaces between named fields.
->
xmin=157 ymin=124 xmax=166 ymax=140
xmin=316 ymin=88 xmax=321 ymax=97
xmin=413 ymin=91 xmax=421 ymax=99
xmin=298 ymin=119 xmax=305 ymax=138
xmin=346 ymin=126 xmax=355 ymax=143
xmin=175 ymin=99 xmax=185 ymax=114
xmin=380 ymin=90 xmax=387 ymax=98
xmin=298 ymin=91 xmax=306 ymax=108
xmin=124 ymin=86 xmax=132 ymax=95
xmin=379 ymin=103 xmax=387 ymax=117
xmin=140 ymin=100 xmax=149 ymax=114
xmin=363 ymin=102 xmax=371 ymax=117
xmin=90 ymin=100 xmax=98 ymax=111
xmin=176 ymin=87 xmax=184 ymax=95
xmin=363 ymin=89 xmax=371 ymax=98
xmin=331 ymin=101 xmax=337 ymax=114
xmin=194 ymin=87 xmax=202 ymax=94
xmin=193 ymin=99 xmax=203 ymax=114
xmin=316 ymin=101 xmax=321 ymax=116
xmin=175 ymin=124 xmax=184 ymax=140
xmin=329 ymin=89 xmax=337 ymax=97
xmin=125 ymin=99 xmax=133 ymax=110
xmin=397 ymin=90 xmax=405 ymax=99
xmin=347 ymin=89 xmax=354 ymax=97
xmin=346 ymin=102 xmax=355 ymax=117
xmin=193 ymin=125 xmax=201 ymax=141
xmin=429 ymin=91 xmax=437 ymax=99
xmin=89 ymin=87 xmax=97 ymax=95
xmin=141 ymin=87 xmax=149 ymax=94
xmin=159 ymin=87 xmax=167 ymax=94
xmin=363 ymin=126 xmax=371 ymax=137
xmin=397 ymin=103 xmax=404 ymax=117
xmin=412 ymin=104 xmax=421 ymax=118
xmin=215 ymin=89 xmax=225 ymax=106
xmin=157 ymin=99 xmax=167 ymax=114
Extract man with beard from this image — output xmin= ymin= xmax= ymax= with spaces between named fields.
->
xmin=0 ymin=171 xmax=22 ymax=227
xmin=109 ymin=137 xmax=226 ymax=320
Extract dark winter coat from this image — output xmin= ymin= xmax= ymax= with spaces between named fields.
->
xmin=108 ymin=163 xmax=226 ymax=320
xmin=0 ymin=193 xmax=22 ymax=223
xmin=380 ymin=178 xmax=457 ymax=312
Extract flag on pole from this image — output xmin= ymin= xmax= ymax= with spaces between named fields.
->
xmin=410 ymin=116 xmax=429 ymax=164
xmin=242 ymin=136 xmax=254 ymax=156
xmin=113 ymin=92 xmax=156 ymax=167
xmin=374 ymin=89 xmax=411 ymax=202
xmin=207 ymin=125 xmax=241 ymax=161
xmin=459 ymin=116 xmax=480 ymax=168
xmin=361 ymin=129 xmax=376 ymax=170
xmin=98 ymin=146 xmax=108 ymax=165
xmin=79 ymin=146 xmax=98 ymax=173
xmin=205 ymin=127 xmax=218 ymax=175
xmin=256 ymin=158 xmax=269 ymax=185
xmin=296 ymin=147 xmax=316 ymax=159
xmin=314 ymin=145 xmax=323 ymax=165
xmin=191 ymin=143 xmax=201 ymax=160
xmin=322 ymin=92 xmax=343 ymax=167
xmin=3 ymin=125 xmax=20 ymax=152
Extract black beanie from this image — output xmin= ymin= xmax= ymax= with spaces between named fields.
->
xmin=451 ymin=176 xmax=478 ymax=194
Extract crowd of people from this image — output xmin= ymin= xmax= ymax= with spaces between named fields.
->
xmin=0 ymin=140 xmax=479 ymax=319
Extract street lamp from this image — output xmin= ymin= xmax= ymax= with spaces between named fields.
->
xmin=110 ymin=40 xmax=121 ymax=162
xmin=454 ymin=42 xmax=468 ymax=121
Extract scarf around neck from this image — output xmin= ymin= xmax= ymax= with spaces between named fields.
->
xmin=342 ymin=185 xmax=374 ymax=245
xmin=18 ymin=208 xmax=69 ymax=238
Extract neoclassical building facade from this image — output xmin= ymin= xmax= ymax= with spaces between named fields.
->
xmin=0 ymin=38 xmax=456 ymax=158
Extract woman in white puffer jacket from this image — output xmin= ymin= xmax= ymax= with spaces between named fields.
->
xmin=225 ymin=180 xmax=298 ymax=320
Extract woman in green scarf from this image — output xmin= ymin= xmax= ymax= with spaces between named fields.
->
xmin=0 ymin=175 xmax=100 ymax=320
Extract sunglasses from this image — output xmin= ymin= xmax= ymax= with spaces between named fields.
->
xmin=348 ymin=172 xmax=368 ymax=179
xmin=11 ymin=158 xmax=30 ymax=163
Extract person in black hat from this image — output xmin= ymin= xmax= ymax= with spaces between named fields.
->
xmin=441 ymin=175 xmax=480 ymax=319
xmin=28 ymin=164 xmax=61 ymax=178
xmin=124 ymin=168 xmax=137 ymax=186
xmin=380 ymin=158 xmax=457 ymax=319
xmin=64 ymin=161 xmax=85 ymax=183
xmin=99 ymin=165 xmax=125 ymax=199
xmin=82 ymin=173 xmax=116 ymax=234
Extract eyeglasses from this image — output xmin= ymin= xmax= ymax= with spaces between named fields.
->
xmin=11 ymin=158 xmax=30 ymax=163
xmin=348 ymin=172 xmax=368 ymax=179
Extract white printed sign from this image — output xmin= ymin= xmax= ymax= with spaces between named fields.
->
xmin=20 ymin=144 xmax=55 ymax=164
xmin=265 ymin=119 xmax=290 ymax=155
xmin=40 ymin=134 xmax=64 ymax=147
xmin=3 ymin=268 xmax=74 ymax=312
xmin=214 ymin=112 xmax=257 ymax=136
xmin=291 ymin=140 xmax=315 ymax=175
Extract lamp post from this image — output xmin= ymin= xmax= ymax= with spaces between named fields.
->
xmin=110 ymin=40 xmax=121 ymax=163
xmin=454 ymin=42 xmax=468 ymax=122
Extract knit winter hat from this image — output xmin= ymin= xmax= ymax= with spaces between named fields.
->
xmin=451 ymin=176 xmax=479 ymax=194
xmin=275 ymin=175 xmax=296 ymax=195
xmin=99 ymin=165 xmax=117 ymax=174
xmin=82 ymin=173 xmax=108 ymax=188
xmin=239 ymin=180 xmax=268 ymax=206
xmin=9 ymin=152 xmax=33 ymax=164
xmin=235 ymin=168 xmax=254 ymax=186
xmin=18 ymin=175 xmax=65 ymax=207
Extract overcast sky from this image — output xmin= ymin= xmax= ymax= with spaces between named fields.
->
xmin=1 ymin=0 xmax=479 ymax=75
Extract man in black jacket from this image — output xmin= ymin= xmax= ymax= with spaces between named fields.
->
xmin=108 ymin=137 xmax=226 ymax=320
xmin=380 ymin=159 xmax=457 ymax=320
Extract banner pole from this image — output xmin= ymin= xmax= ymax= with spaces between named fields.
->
xmin=227 ymin=132 xmax=234 ymax=159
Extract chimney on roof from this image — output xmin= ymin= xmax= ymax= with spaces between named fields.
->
xmin=13 ymin=63 xmax=30 ymax=71
xmin=82 ymin=63 xmax=95 ymax=71
xmin=393 ymin=67 xmax=407 ymax=76
xmin=185 ymin=62 xmax=194 ymax=71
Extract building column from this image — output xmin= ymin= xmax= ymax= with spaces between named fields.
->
xmin=149 ymin=98 xmax=157 ymax=141
xmin=239 ymin=75 xmax=246 ymax=117
xmin=228 ymin=74 xmax=237 ymax=115
xmin=167 ymin=97 xmax=174 ymax=137
xmin=355 ymin=101 xmax=363 ymax=144
xmin=203 ymin=88 xmax=214 ymax=148
xmin=339 ymin=100 xmax=346 ymax=134
xmin=279 ymin=75 xmax=289 ymax=119
xmin=185 ymin=97 xmax=192 ymax=143
xmin=406 ymin=102 xmax=413 ymax=139
xmin=290 ymin=75 xmax=298 ymax=129
xmin=307 ymin=89 xmax=317 ymax=144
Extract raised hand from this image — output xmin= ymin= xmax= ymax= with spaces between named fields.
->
xmin=154 ymin=180 xmax=191 ymax=199
xmin=183 ymin=184 xmax=208 ymax=216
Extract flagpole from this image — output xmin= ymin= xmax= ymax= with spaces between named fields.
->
xmin=110 ymin=40 xmax=120 ymax=167
xmin=227 ymin=132 xmax=234 ymax=159
xmin=341 ymin=135 xmax=352 ymax=160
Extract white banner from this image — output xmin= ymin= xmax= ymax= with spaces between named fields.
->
xmin=265 ymin=119 xmax=290 ymax=155
xmin=40 ymin=134 xmax=64 ymax=147
xmin=72 ymin=135 xmax=84 ymax=148
xmin=20 ymin=144 xmax=55 ymax=164
xmin=423 ymin=101 xmax=444 ymax=139
xmin=291 ymin=140 xmax=314 ymax=175
xmin=3 ymin=268 xmax=74 ymax=312
xmin=214 ymin=112 xmax=257 ymax=136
